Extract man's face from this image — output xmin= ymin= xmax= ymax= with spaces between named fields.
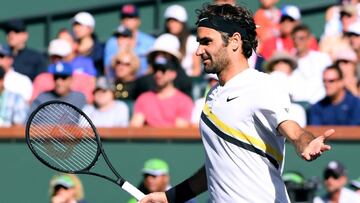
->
xmin=279 ymin=17 xmax=298 ymax=36
xmin=54 ymin=75 xmax=72 ymax=96
xmin=323 ymin=69 xmax=344 ymax=97
xmin=153 ymin=67 xmax=176 ymax=89
xmin=293 ymin=30 xmax=310 ymax=53
xmin=0 ymin=55 xmax=13 ymax=70
xmin=7 ymin=30 xmax=28 ymax=48
xmin=348 ymin=34 xmax=360 ymax=51
xmin=196 ymin=27 xmax=230 ymax=74
xmin=143 ymin=174 xmax=169 ymax=192
xmin=324 ymin=173 xmax=347 ymax=193
xmin=121 ymin=17 xmax=140 ymax=32
xmin=72 ymin=23 xmax=92 ymax=39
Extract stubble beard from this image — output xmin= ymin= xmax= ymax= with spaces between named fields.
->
xmin=204 ymin=47 xmax=229 ymax=74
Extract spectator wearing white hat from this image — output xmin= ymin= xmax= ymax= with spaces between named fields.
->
xmin=72 ymin=12 xmax=104 ymax=76
xmin=134 ymin=33 xmax=193 ymax=99
xmin=350 ymin=177 xmax=360 ymax=195
xmin=163 ymin=4 xmax=201 ymax=77
xmin=130 ymin=34 xmax=194 ymax=128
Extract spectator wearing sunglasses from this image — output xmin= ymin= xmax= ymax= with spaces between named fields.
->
xmin=130 ymin=35 xmax=193 ymax=127
xmin=29 ymin=62 xmax=86 ymax=115
xmin=111 ymin=48 xmax=140 ymax=101
xmin=314 ymin=160 xmax=360 ymax=203
xmin=308 ymin=64 xmax=360 ymax=125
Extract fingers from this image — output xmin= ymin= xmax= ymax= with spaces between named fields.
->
xmin=323 ymin=129 xmax=335 ymax=138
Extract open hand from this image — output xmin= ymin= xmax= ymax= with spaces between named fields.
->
xmin=139 ymin=192 xmax=168 ymax=203
xmin=301 ymin=129 xmax=334 ymax=161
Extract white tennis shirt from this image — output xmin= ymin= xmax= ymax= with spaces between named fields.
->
xmin=200 ymin=68 xmax=291 ymax=203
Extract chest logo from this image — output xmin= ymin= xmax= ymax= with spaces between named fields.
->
xmin=226 ymin=96 xmax=239 ymax=102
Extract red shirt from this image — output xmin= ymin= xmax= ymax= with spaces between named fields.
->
xmin=133 ymin=89 xmax=193 ymax=127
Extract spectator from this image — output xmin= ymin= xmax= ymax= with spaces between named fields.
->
xmin=0 ymin=19 xmax=46 ymax=80
xmin=289 ymin=24 xmax=332 ymax=105
xmin=308 ymin=64 xmax=360 ymax=125
xmin=314 ymin=160 xmax=360 ymax=203
xmin=127 ymin=158 xmax=196 ymax=203
xmin=0 ymin=67 xmax=28 ymax=127
xmin=259 ymin=5 xmax=318 ymax=60
xmin=134 ymin=34 xmax=193 ymax=98
xmin=264 ymin=51 xmax=307 ymax=127
xmin=82 ymin=77 xmax=129 ymax=127
xmin=163 ymin=5 xmax=201 ymax=77
xmin=345 ymin=21 xmax=360 ymax=79
xmin=113 ymin=25 xmax=135 ymax=53
xmin=254 ymin=0 xmax=281 ymax=44
xmin=30 ymin=62 xmax=87 ymax=114
xmin=350 ymin=177 xmax=360 ymax=195
xmin=320 ymin=4 xmax=356 ymax=60
xmin=130 ymin=49 xmax=193 ymax=128
xmin=334 ymin=48 xmax=358 ymax=96
xmin=31 ymin=38 xmax=96 ymax=103
xmin=104 ymin=3 xmax=155 ymax=77
xmin=49 ymin=173 xmax=88 ymax=203
xmin=57 ymin=28 xmax=97 ymax=77
xmin=72 ymin=12 xmax=104 ymax=76
xmin=111 ymin=48 xmax=140 ymax=101
xmin=0 ymin=45 xmax=32 ymax=101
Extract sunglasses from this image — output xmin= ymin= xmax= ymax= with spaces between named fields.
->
xmin=324 ymin=172 xmax=340 ymax=180
xmin=115 ymin=60 xmax=131 ymax=66
xmin=54 ymin=75 xmax=70 ymax=80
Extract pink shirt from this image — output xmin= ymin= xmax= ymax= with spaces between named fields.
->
xmin=133 ymin=89 xmax=193 ymax=127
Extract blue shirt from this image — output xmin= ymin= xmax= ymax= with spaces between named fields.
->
xmin=104 ymin=31 xmax=155 ymax=78
xmin=308 ymin=91 xmax=360 ymax=125
xmin=70 ymin=56 xmax=97 ymax=76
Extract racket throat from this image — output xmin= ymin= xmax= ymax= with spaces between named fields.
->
xmin=116 ymin=178 xmax=125 ymax=186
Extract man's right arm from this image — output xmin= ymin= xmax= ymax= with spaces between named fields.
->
xmin=139 ymin=166 xmax=207 ymax=203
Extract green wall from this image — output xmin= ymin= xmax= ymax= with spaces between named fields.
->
xmin=1 ymin=140 xmax=359 ymax=203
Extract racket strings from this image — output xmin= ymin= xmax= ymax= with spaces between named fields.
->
xmin=29 ymin=103 xmax=99 ymax=172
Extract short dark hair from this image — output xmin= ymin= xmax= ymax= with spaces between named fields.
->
xmin=325 ymin=64 xmax=343 ymax=80
xmin=292 ymin=24 xmax=311 ymax=36
xmin=195 ymin=3 xmax=258 ymax=59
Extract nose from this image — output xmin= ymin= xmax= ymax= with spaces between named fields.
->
xmin=196 ymin=45 xmax=204 ymax=56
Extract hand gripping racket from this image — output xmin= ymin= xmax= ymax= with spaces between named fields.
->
xmin=25 ymin=100 xmax=145 ymax=201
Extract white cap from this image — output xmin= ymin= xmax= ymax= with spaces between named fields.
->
xmin=73 ymin=12 xmax=95 ymax=29
xmin=347 ymin=21 xmax=360 ymax=35
xmin=48 ymin=38 xmax=72 ymax=57
xmin=281 ymin=5 xmax=301 ymax=21
xmin=148 ymin=33 xmax=181 ymax=60
xmin=164 ymin=5 xmax=188 ymax=23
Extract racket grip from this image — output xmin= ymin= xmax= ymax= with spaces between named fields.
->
xmin=122 ymin=181 xmax=146 ymax=201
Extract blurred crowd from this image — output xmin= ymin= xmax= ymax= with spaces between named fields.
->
xmin=1 ymin=0 xmax=360 ymax=128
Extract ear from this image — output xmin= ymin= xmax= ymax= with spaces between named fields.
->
xmin=230 ymin=32 xmax=242 ymax=51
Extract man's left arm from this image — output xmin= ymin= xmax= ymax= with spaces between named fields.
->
xmin=278 ymin=120 xmax=334 ymax=161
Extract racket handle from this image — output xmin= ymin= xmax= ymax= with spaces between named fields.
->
xmin=122 ymin=181 xmax=146 ymax=201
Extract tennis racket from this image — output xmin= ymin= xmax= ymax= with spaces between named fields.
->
xmin=25 ymin=100 xmax=145 ymax=201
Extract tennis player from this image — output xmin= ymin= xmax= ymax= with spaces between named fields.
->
xmin=140 ymin=3 xmax=334 ymax=203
